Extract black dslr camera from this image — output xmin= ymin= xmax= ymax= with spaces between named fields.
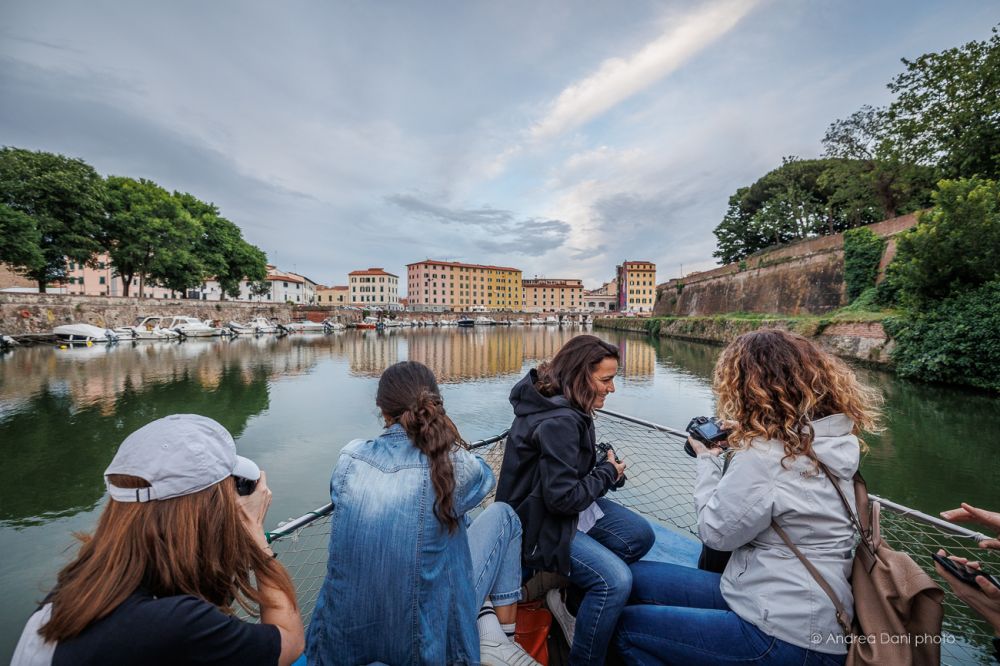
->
xmin=596 ymin=441 xmax=621 ymax=464
xmin=595 ymin=441 xmax=626 ymax=489
xmin=684 ymin=416 xmax=731 ymax=458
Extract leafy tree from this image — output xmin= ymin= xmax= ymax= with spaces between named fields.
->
xmin=0 ymin=147 xmax=104 ymax=291
xmin=103 ymin=177 xmax=203 ymax=297
xmin=885 ymin=26 xmax=1000 ymax=180
xmin=821 ymin=106 xmax=936 ymax=220
xmin=891 ymin=177 xmax=1000 ymax=307
xmin=175 ymin=191 xmax=268 ymax=299
xmin=713 ymin=157 xmax=882 ymax=263
xmin=0 ymin=204 xmax=44 ymax=275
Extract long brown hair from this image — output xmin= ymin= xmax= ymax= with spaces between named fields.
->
xmin=376 ymin=361 xmax=466 ymax=533
xmin=713 ymin=328 xmax=881 ymax=464
xmin=535 ymin=335 xmax=620 ymax=413
xmin=40 ymin=474 xmax=297 ymax=641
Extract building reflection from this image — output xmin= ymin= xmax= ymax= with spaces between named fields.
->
xmin=0 ymin=328 xmax=662 ymax=526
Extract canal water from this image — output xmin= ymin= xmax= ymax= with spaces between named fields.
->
xmin=1 ymin=326 xmax=998 ymax=658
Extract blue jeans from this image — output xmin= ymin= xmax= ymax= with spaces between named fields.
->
xmin=568 ymin=498 xmax=655 ymax=666
xmin=468 ymin=502 xmax=523 ymax=608
xmin=615 ymin=561 xmax=846 ymax=666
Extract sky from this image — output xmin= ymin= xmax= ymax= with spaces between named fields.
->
xmin=1 ymin=1 xmax=996 ymax=292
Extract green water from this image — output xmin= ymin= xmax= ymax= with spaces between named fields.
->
xmin=1 ymin=328 xmax=998 ymax=659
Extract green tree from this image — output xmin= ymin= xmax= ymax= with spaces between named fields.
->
xmin=248 ymin=279 xmax=272 ymax=301
xmin=884 ymin=26 xmax=1000 ymax=180
xmin=712 ymin=157 xmax=882 ymax=263
xmin=821 ymin=106 xmax=936 ymax=220
xmin=0 ymin=147 xmax=104 ymax=291
xmin=891 ymin=177 xmax=1000 ymax=306
xmin=103 ymin=177 xmax=203 ymax=297
xmin=175 ymin=191 xmax=268 ymax=299
xmin=0 ymin=204 xmax=44 ymax=275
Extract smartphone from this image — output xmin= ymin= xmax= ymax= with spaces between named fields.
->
xmin=931 ymin=552 xmax=1000 ymax=589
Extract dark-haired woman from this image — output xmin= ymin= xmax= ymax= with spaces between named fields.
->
xmin=12 ymin=414 xmax=304 ymax=666
xmin=496 ymin=335 xmax=655 ymax=666
xmin=614 ymin=329 xmax=881 ymax=665
xmin=307 ymin=361 xmax=538 ymax=666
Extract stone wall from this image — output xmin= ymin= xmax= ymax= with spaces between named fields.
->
xmin=595 ymin=316 xmax=894 ymax=367
xmin=655 ymin=213 xmax=919 ymax=316
xmin=0 ymin=293 xmax=305 ymax=335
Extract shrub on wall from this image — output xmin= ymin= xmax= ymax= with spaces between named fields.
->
xmin=885 ymin=281 xmax=1000 ymax=392
xmin=843 ymin=227 xmax=885 ymax=301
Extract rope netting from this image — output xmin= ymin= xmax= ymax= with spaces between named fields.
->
xmin=261 ymin=410 xmax=998 ymax=664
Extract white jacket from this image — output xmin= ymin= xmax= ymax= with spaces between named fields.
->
xmin=694 ymin=414 xmax=859 ymax=655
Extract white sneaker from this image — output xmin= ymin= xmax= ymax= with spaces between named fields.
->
xmin=545 ymin=587 xmax=575 ymax=647
xmin=479 ymin=638 xmax=542 ymax=666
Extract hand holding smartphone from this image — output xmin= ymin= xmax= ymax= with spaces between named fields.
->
xmin=931 ymin=551 xmax=1000 ymax=589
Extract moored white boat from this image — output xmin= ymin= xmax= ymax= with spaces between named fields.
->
xmin=53 ymin=324 xmax=119 ymax=344
xmin=162 ymin=316 xmax=222 ymax=337
xmin=529 ymin=317 xmax=545 ymax=325
xmin=115 ymin=316 xmax=181 ymax=341
xmin=543 ymin=316 xmax=559 ymax=325
xmin=228 ymin=317 xmax=280 ymax=335
xmin=474 ymin=316 xmax=495 ymax=326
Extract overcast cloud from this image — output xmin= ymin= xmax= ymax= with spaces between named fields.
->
xmin=0 ymin=1 xmax=996 ymax=289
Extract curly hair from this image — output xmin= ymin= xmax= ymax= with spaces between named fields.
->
xmin=713 ymin=328 xmax=882 ymax=465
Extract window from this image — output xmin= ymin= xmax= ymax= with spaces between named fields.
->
xmin=99 ymin=277 xmax=106 ymax=285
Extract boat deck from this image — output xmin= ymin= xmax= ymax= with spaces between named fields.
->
xmin=265 ymin=410 xmax=1000 ymax=665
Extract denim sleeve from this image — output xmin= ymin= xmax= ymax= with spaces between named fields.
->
xmin=694 ymin=447 xmax=775 ymax=551
xmin=536 ymin=417 xmax=616 ymax=516
xmin=453 ymin=449 xmax=495 ymax=515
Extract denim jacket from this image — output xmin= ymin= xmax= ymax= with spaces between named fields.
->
xmin=306 ymin=424 xmax=495 ymax=665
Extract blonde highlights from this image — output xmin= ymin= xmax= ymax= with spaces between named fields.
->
xmin=713 ymin=329 xmax=882 ymax=464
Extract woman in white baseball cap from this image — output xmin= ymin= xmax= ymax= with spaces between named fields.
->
xmin=11 ymin=414 xmax=305 ymax=666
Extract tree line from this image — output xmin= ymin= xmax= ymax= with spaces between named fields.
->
xmin=713 ymin=26 xmax=999 ymax=265
xmin=0 ymin=147 xmax=269 ymax=298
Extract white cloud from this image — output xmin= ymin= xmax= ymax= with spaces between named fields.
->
xmin=528 ymin=0 xmax=763 ymax=142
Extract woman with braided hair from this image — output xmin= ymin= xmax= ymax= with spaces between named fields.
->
xmin=307 ymin=361 xmax=539 ymax=666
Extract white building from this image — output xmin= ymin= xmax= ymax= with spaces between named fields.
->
xmin=349 ymin=267 xmax=401 ymax=310
xmin=199 ymin=265 xmax=317 ymax=303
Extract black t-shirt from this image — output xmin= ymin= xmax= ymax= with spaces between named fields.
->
xmin=13 ymin=590 xmax=281 ymax=665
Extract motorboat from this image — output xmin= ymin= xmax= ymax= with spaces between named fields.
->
xmin=228 ymin=317 xmax=280 ymax=335
xmin=114 ymin=316 xmax=181 ymax=341
xmin=474 ymin=316 xmax=495 ymax=326
xmin=456 ymin=317 xmax=475 ymax=328
xmin=53 ymin=324 xmax=119 ymax=344
xmin=1 ymin=334 xmax=16 ymax=352
xmin=529 ymin=317 xmax=545 ymax=325
xmin=162 ymin=316 xmax=222 ymax=337
xmin=544 ymin=316 xmax=559 ymax=325
xmin=282 ymin=320 xmax=329 ymax=333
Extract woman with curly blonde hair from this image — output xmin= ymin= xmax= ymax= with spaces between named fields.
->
xmin=614 ymin=329 xmax=881 ymax=666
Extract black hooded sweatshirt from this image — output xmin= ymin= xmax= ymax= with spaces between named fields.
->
xmin=495 ymin=369 xmax=620 ymax=574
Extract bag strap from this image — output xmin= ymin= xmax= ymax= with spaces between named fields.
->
xmin=816 ymin=462 xmax=877 ymax=558
xmin=770 ymin=519 xmax=853 ymax=635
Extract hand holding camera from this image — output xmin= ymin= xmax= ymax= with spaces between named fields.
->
xmin=684 ymin=416 xmax=731 ymax=458
xmin=596 ymin=441 xmax=627 ymax=484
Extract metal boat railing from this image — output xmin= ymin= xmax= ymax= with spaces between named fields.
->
xmin=263 ymin=409 xmax=999 ymax=665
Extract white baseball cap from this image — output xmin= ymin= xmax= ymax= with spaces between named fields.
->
xmin=104 ymin=414 xmax=260 ymax=502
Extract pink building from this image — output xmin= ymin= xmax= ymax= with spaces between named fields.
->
xmin=62 ymin=253 xmax=176 ymax=298
xmin=406 ymin=260 xmax=523 ymax=312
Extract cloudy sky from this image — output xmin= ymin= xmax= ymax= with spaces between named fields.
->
xmin=1 ymin=1 xmax=996 ymax=291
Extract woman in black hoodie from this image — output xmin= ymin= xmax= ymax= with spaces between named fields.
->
xmin=496 ymin=335 xmax=654 ymax=666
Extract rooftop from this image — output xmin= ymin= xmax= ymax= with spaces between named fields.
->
xmin=406 ymin=259 xmax=521 ymax=273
